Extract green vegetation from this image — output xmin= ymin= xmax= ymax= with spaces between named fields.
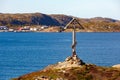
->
xmin=12 ymin=64 xmax=120 ymax=80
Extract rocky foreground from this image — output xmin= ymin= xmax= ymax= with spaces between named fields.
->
xmin=12 ymin=55 xmax=120 ymax=80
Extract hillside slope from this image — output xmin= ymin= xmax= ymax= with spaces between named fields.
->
xmin=12 ymin=56 xmax=120 ymax=80
xmin=0 ymin=13 xmax=60 ymax=26
xmin=0 ymin=13 xmax=120 ymax=32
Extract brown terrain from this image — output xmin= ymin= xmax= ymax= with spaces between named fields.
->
xmin=12 ymin=55 xmax=120 ymax=80
xmin=0 ymin=13 xmax=120 ymax=32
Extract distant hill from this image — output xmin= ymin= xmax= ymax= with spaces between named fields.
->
xmin=0 ymin=13 xmax=60 ymax=26
xmin=0 ymin=13 xmax=120 ymax=32
xmin=50 ymin=14 xmax=73 ymax=26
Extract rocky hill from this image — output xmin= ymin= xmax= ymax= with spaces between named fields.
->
xmin=12 ymin=55 xmax=120 ymax=80
xmin=50 ymin=14 xmax=73 ymax=26
xmin=0 ymin=13 xmax=120 ymax=32
xmin=0 ymin=13 xmax=60 ymax=26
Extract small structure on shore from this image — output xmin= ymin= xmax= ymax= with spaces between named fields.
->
xmin=54 ymin=18 xmax=85 ymax=67
xmin=44 ymin=18 xmax=85 ymax=70
xmin=0 ymin=26 xmax=8 ymax=32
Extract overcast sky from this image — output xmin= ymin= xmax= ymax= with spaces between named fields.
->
xmin=0 ymin=0 xmax=120 ymax=20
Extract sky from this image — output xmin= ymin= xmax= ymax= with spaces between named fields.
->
xmin=0 ymin=0 xmax=120 ymax=20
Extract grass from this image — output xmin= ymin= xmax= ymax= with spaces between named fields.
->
xmin=12 ymin=64 xmax=120 ymax=80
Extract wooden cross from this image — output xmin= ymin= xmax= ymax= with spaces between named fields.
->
xmin=64 ymin=18 xmax=84 ymax=57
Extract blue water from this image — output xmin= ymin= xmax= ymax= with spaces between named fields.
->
xmin=0 ymin=32 xmax=120 ymax=80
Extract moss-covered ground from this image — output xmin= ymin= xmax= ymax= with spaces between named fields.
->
xmin=12 ymin=64 xmax=120 ymax=80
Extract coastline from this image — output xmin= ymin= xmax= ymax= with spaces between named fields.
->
xmin=12 ymin=56 xmax=120 ymax=80
xmin=1 ymin=26 xmax=120 ymax=33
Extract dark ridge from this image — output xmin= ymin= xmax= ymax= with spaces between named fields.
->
xmin=0 ymin=13 xmax=60 ymax=26
xmin=50 ymin=14 xmax=73 ymax=26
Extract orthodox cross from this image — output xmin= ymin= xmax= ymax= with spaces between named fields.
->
xmin=64 ymin=18 xmax=84 ymax=57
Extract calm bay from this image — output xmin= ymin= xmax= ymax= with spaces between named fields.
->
xmin=0 ymin=32 xmax=120 ymax=80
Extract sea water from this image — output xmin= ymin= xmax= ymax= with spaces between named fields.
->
xmin=0 ymin=32 xmax=120 ymax=80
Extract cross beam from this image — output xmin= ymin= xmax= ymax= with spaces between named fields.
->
xmin=64 ymin=18 xmax=84 ymax=57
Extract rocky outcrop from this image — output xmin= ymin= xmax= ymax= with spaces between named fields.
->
xmin=112 ymin=64 xmax=120 ymax=68
xmin=44 ymin=55 xmax=85 ymax=70
xmin=12 ymin=56 xmax=120 ymax=80
xmin=55 ymin=55 xmax=85 ymax=69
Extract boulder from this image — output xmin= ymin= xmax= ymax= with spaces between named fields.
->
xmin=45 ymin=55 xmax=85 ymax=69
xmin=112 ymin=64 xmax=120 ymax=68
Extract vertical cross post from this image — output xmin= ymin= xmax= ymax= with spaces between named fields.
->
xmin=64 ymin=18 xmax=84 ymax=57
xmin=72 ymin=24 xmax=77 ymax=57
xmin=72 ymin=25 xmax=76 ymax=56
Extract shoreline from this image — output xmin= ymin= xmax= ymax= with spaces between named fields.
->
xmin=12 ymin=56 xmax=120 ymax=80
xmin=1 ymin=30 xmax=120 ymax=33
